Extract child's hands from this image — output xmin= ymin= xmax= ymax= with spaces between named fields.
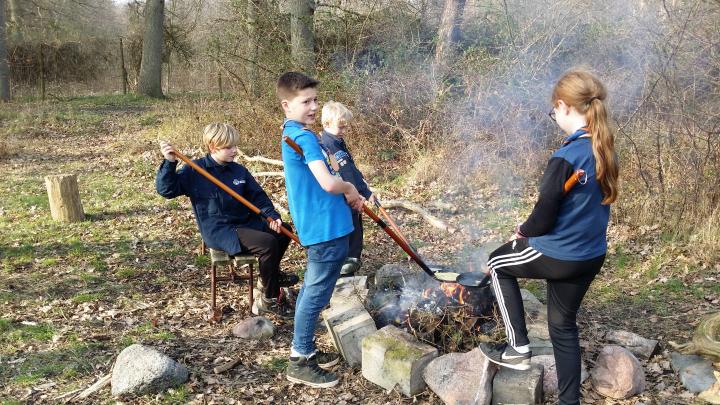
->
xmin=159 ymin=141 xmax=177 ymax=162
xmin=269 ymin=218 xmax=283 ymax=233
xmin=344 ymin=184 xmax=365 ymax=211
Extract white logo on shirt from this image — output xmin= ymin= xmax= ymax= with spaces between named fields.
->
xmin=233 ymin=179 xmax=245 ymax=185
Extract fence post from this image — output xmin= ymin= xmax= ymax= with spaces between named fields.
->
xmin=39 ymin=44 xmax=46 ymax=101
xmin=119 ymin=37 xmax=128 ymax=94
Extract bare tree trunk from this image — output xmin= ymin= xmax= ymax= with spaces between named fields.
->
xmin=7 ymin=0 xmax=22 ymax=43
xmin=246 ymin=0 xmax=260 ymax=96
xmin=435 ymin=0 xmax=466 ymax=70
xmin=138 ymin=0 xmax=165 ymax=98
xmin=0 ymin=0 xmax=10 ymax=102
xmin=290 ymin=0 xmax=315 ymax=73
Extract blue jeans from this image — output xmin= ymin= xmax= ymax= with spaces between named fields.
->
xmin=291 ymin=235 xmax=349 ymax=355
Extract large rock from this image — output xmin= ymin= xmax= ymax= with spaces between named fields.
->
xmin=423 ymin=347 xmax=496 ymax=405
xmin=375 ymin=263 xmax=431 ymax=288
xmin=531 ymin=354 xmax=589 ymax=397
xmin=111 ymin=344 xmax=189 ymax=396
xmin=232 ymin=316 xmax=274 ymax=340
xmin=670 ymin=352 xmax=717 ymax=393
xmin=492 ymin=364 xmax=544 ymax=405
xmin=699 ymin=371 xmax=720 ymax=404
xmin=361 ymin=325 xmax=438 ymax=397
xmin=606 ymin=330 xmax=658 ymax=360
xmin=591 ymin=345 xmax=645 ymax=399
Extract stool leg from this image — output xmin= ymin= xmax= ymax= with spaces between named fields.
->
xmin=210 ymin=263 xmax=217 ymax=313
xmin=248 ymin=263 xmax=254 ymax=310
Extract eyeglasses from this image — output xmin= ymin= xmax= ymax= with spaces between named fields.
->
xmin=548 ymin=109 xmax=556 ymax=122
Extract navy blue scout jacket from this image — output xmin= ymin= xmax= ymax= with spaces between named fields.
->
xmin=519 ymin=128 xmax=610 ymax=261
xmin=320 ymin=130 xmax=372 ymax=199
xmin=156 ymin=155 xmax=281 ymax=256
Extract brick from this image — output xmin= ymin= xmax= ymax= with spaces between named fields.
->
xmin=322 ymin=300 xmax=377 ymax=368
xmin=361 ymin=325 xmax=438 ymax=397
xmin=492 ymin=364 xmax=543 ymax=405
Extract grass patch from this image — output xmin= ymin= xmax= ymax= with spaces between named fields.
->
xmin=161 ymin=386 xmax=190 ymax=404
xmin=116 ymin=266 xmax=139 ymax=279
xmin=71 ymin=292 xmax=103 ymax=304
xmin=123 ymin=322 xmax=177 ymax=343
xmin=1 ymin=342 xmax=102 ymax=386
xmin=0 ymin=320 xmax=54 ymax=344
xmin=262 ymin=357 xmax=288 ymax=371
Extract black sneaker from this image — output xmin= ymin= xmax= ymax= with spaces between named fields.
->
xmin=314 ymin=350 xmax=340 ymax=369
xmin=286 ymin=354 xmax=339 ymax=388
xmin=255 ymin=296 xmax=294 ymax=320
xmin=340 ymin=257 xmax=360 ymax=276
xmin=478 ymin=342 xmax=531 ymax=370
xmin=277 ymin=271 xmax=300 ymax=288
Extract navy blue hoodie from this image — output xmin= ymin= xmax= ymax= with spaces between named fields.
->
xmin=520 ymin=128 xmax=611 ymax=261
xmin=156 ymin=155 xmax=281 ymax=255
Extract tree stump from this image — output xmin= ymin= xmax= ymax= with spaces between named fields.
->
xmin=45 ymin=174 xmax=85 ymax=222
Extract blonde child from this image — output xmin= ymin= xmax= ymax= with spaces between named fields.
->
xmin=320 ymin=101 xmax=376 ymax=276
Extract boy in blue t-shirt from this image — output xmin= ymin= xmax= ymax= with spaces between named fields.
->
xmin=277 ymin=72 xmax=365 ymax=388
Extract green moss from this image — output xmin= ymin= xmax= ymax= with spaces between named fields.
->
xmin=262 ymin=357 xmax=288 ymax=371
xmin=71 ymin=292 xmax=103 ymax=303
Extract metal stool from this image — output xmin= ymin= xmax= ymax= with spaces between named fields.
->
xmin=207 ymin=247 xmax=257 ymax=321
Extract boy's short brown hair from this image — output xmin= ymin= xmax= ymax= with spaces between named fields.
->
xmin=276 ymin=72 xmax=319 ymax=101
xmin=202 ymin=123 xmax=239 ymax=151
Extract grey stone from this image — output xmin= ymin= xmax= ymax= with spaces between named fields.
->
xmin=111 ymin=344 xmax=188 ymax=396
xmin=528 ymin=337 xmax=554 ymax=356
xmin=606 ymin=330 xmax=659 ymax=360
xmin=361 ymin=325 xmax=438 ymax=397
xmin=232 ymin=316 xmax=274 ymax=340
xmin=330 ymin=276 xmax=369 ymax=307
xmin=423 ymin=347 xmax=495 ymax=405
xmin=492 ymin=364 xmax=543 ymax=405
xmin=670 ymin=352 xmax=716 ymax=393
xmin=531 ymin=355 xmax=589 ymax=397
xmin=323 ymin=300 xmax=377 ymax=368
xmin=375 ymin=263 xmax=431 ymax=288
xmin=591 ymin=345 xmax=645 ymax=399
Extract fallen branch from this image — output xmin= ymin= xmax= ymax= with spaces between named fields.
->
xmin=380 ymin=199 xmax=455 ymax=233
xmin=238 ymin=151 xmax=284 ymax=167
xmin=75 ymin=373 xmax=112 ymax=400
xmin=253 ymin=171 xmax=284 ymax=177
xmin=52 ymin=388 xmax=82 ymax=401
xmin=214 ymin=356 xmax=243 ymax=374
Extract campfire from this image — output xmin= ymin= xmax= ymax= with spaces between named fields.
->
xmin=369 ymin=267 xmax=502 ymax=353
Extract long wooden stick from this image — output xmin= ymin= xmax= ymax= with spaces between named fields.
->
xmin=171 ymin=150 xmax=300 ymax=245
xmin=283 ymin=136 xmax=440 ymax=279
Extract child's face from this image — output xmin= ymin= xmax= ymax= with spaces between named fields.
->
xmin=282 ymin=88 xmax=318 ymax=125
xmin=325 ymin=121 xmax=348 ymax=137
xmin=209 ymin=144 xmax=238 ymax=163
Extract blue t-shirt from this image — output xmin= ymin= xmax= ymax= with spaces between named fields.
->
xmin=281 ymin=119 xmax=353 ymax=246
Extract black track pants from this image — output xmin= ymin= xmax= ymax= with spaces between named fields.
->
xmin=488 ymin=238 xmax=604 ymax=405
xmin=236 ymin=224 xmax=292 ymax=299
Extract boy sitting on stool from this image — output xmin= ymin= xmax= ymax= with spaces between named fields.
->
xmin=156 ymin=123 xmax=298 ymax=319
xmin=320 ymin=101 xmax=376 ymax=276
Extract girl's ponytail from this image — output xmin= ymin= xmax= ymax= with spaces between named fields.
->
xmin=587 ymin=97 xmax=619 ymax=204
xmin=552 ymin=69 xmax=619 ymax=204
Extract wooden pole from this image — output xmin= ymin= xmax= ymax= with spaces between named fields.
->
xmin=45 ymin=174 xmax=85 ymax=222
xmin=119 ymin=37 xmax=128 ymax=94
xmin=39 ymin=44 xmax=45 ymax=101
xmin=217 ymin=70 xmax=223 ymax=97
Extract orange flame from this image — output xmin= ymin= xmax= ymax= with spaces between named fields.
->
xmin=439 ymin=282 xmax=467 ymax=305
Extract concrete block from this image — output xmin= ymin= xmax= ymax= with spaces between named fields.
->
xmin=492 ymin=364 xmax=543 ymax=405
xmin=361 ymin=325 xmax=438 ymax=397
xmin=330 ymin=276 xmax=369 ymax=306
xmin=322 ymin=300 xmax=377 ymax=368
